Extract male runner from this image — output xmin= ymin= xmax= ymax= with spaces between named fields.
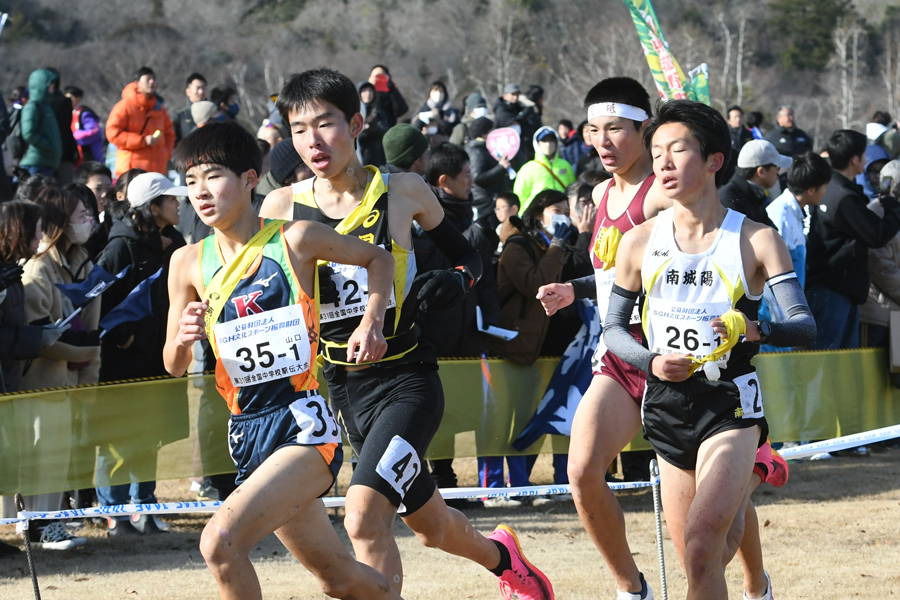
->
xmin=603 ymin=99 xmax=815 ymax=599
xmin=538 ymin=78 xmax=787 ymax=600
xmin=163 ymin=122 xmax=401 ymax=600
xmin=260 ymin=68 xmax=552 ymax=600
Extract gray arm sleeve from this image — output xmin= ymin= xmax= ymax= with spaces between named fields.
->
xmin=569 ymin=275 xmax=596 ymax=301
xmin=602 ymin=284 xmax=657 ymax=374
xmin=764 ymin=272 xmax=817 ymax=347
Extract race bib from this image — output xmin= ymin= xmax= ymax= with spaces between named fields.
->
xmin=733 ymin=371 xmax=764 ymax=419
xmin=288 ymin=394 xmax=342 ymax=445
xmin=647 ymin=299 xmax=733 ymax=362
xmin=319 ymin=261 xmax=396 ymax=324
xmin=214 ymin=304 xmax=311 ymax=387
xmin=375 ymin=435 xmax=421 ymax=499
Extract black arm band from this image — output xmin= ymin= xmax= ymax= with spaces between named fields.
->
xmin=603 ymin=284 xmax=657 ymax=374
xmin=765 ymin=273 xmax=817 ymax=347
xmin=423 ymin=216 xmax=483 ymax=287
xmin=569 ymin=275 xmax=596 ymax=301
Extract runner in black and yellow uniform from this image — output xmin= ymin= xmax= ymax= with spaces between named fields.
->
xmin=164 ymin=122 xmax=402 ymax=600
xmin=261 ymin=68 xmax=554 ymax=600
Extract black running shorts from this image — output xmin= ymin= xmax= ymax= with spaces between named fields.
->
xmin=325 ymin=362 xmax=444 ymax=514
xmin=642 ymin=368 xmax=768 ymax=470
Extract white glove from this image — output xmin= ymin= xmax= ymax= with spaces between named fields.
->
xmin=41 ymin=322 xmax=72 ymax=347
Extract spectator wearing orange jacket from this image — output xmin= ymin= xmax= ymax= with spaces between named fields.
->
xmin=106 ymin=67 xmax=174 ymax=177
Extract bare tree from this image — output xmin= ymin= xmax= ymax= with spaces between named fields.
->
xmin=832 ymin=19 xmax=865 ymax=129
xmin=718 ymin=12 xmax=733 ymax=108
xmin=735 ymin=9 xmax=747 ymax=106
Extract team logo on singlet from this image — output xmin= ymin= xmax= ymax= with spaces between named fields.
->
xmin=665 ymin=268 xmax=715 ymax=287
xmin=231 ymin=291 xmax=265 ymax=317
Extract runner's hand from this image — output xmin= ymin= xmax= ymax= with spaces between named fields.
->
xmin=178 ymin=301 xmax=208 ymax=345
xmin=413 ymin=269 xmax=466 ymax=312
xmin=346 ymin=317 xmax=387 ymax=364
xmin=650 ymin=353 xmax=693 ymax=382
xmin=711 ymin=310 xmax=757 ymax=341
xmin=536 ymin=282 xmax=575 ymax=316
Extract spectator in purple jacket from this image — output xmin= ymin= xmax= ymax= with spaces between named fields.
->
xmin=64 ymin=86 xmax=104 ymax=165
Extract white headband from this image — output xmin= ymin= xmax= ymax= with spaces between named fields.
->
xmin=587 ymin=102 xmax=649 ymax=122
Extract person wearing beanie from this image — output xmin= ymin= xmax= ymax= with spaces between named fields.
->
xmin=450 ymin=92 xmax=491 ymax=145
xmin=256 ymin=138 xmax=311 ymax=197
xmin=190 ymin=101 xmax=219 ymax=128
xmin=465 ymin=117 xmax=513 ymax=219
xmin=381 ymin=123 xmax=429 ymax=176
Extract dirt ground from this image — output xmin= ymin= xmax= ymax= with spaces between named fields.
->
xmin=1 ymin=447 xmax=898 ymax=600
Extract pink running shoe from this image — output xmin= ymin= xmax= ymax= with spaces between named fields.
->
xmin=753 ymin=439 xmax=789 ymax=488
xmin=488 ymin=524 xmax=554 ymax=600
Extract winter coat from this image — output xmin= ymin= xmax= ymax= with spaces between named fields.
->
xmin=493 ymin=97 xmax=533 ymax=130
xmin=96 ymin=218 xmax=184 ymax=381
xmin=540 ymin=227 xmax=594 ymax=356
xmin=19 ymin=69 xmax=62 ymax=169
xmin=72 ymin=104 xmax=104 ymax=164
xmin=807 ymin=171 xmax=900 ymax=305
xmin=466 ymin=138 xmax=511 ymax=220
xmin=48 ymin=87 xmax=79 ymax=164
xmin=414 ymin=187 xmax=501 ymax=357
xmin=172 ymin=102 xmax=198 ymax=145
xmin=764 ymin=125 xmax=813 ymax=157
xmin=0 ymin=272 xmax=42 ymax=393
xmin=860 ymin=205 xmax=900 ymax=327
xmin=106 ymin=82 xmax=175 ymax=177
xmin=20 ymin=243 xmax=101 ymax=391
xmin=513 ymin=126 xmax=576 ymax=213
xmin=449 ymin=114 xmax=476 ymax=146
xmin=487 ymin=218 xmax=565 ymax=365
xmin=413 ymin=100 xmax=460 ymax=136
xmin=372 ymin=84 xmax=409 ymax=130
xmin=560 ymin=138 xmax=591 ymax=171
xmin=718 ymin=173 xmax=777 ymax=228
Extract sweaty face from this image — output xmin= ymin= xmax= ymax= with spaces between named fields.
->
xmin=651 ymin=122 xmax=721 ymax=202
xmin=589 ymin=115 xmax=646 ymax=174
xmin=288 ymin=101 xmax=361 ymax=179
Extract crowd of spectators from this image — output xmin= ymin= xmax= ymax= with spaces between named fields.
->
xmin=2 ymin=62 xmax=900 ymax=551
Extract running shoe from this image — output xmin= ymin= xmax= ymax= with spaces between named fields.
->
xmin=743 ymin=570 xmax=774 ymax=600
xmin=484 ymin=497 xmax=523 ymax=509
xmin=617 ymin=572 xmax=654 ymax=600
xmin=753 ymin=439 xmax=789 ymax=488
xmin=489 ymin=524 xmax=554 ymax=600
xmin=38 ymin=522 xmax=87 ymax=550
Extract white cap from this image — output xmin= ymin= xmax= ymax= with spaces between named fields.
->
xmin=126 ymin=172 xmax=188 ymax=208
xmin=737 ymin=140 xmax=793 ymax=169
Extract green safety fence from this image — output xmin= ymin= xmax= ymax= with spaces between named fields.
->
xmin=1 ymin=349 xmax=899 ymax=496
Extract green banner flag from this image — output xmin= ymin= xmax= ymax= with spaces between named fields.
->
xmin=621 ymin=0 xmax=710 ymax=105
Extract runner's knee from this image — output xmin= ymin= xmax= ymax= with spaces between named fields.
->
xmin=343 ymin=507 xmax=393 ymax=542
xmin=200 ymin=521 xmax=243 ymax=571
xmin=683 ymin=534 xmax=718 ymax=581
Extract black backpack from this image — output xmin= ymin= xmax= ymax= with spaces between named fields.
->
xmin=6 ymin=108 xmax=27 ymax=161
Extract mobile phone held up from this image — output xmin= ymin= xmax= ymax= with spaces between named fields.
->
xmin=374 ymin=74 xmax=390 ymax=93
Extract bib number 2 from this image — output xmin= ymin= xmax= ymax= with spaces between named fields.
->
xmin=734 ymin=372 xmax=764 ymax=419
xmin=376 ymin=436 xmax=421 ymax=500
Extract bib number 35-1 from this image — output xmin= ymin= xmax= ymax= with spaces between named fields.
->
xmin=734 ymin=371 xmax=764 ymax=419
xmin=376 ymin=435 xmax=421 ymax=500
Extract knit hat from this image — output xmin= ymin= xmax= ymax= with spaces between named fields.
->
xmin=382 ymin=124 xmax=429 ymax=169
xmin=465 ymin=93 xmax=487 ymax=112
xmin=469 ymin=117 xmax=493 ymax=140
xmin=269 ymin=139 xmax=303 ymax=185
xmin=190 ymin=101 xmax=217 ymax=126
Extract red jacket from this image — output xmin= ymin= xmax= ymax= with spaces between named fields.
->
xmin=106 ymin=82 xmax=175 ymax=177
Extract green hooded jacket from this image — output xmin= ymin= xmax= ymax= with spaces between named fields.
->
xmin=19 ymin=69 xmax=62 ymax=169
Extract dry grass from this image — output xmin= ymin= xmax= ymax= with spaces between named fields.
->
xmin=1 ymin=448 xmax=899 ymax=599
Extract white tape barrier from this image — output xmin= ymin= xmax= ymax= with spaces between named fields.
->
xmin=0 ymin=479 xmax=656 ymax=526
xmin=2 ymin=424 xmax=896 ymax=527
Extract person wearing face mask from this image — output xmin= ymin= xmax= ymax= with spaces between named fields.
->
xmin=14 ymin=187 xmax=101 ymax=549
xmin=513 ymin=126 xmax=576 ymax=213
xmin=414 ymin=81 xmax=460 ymax=137
xmin=450 ymin=92 xmax=491 ymax=146
xmin=94 ymin=172 xmax=187 ymax=535
xmin=210 ymin=86 xmax=242 ymax=125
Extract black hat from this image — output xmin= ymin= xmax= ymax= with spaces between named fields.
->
xmin=270 ymin=139 xmax=303 ymax=185
xmin=469 ymin=117 xmax=494 ymax=140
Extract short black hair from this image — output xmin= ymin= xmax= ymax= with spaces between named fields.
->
xmin=577 ymin=169 xmax=612 ymax=187
xmin=825 ymin=130 xmax=867 ymax=171
xmin=735 ymin=164 xmax=774 ymax=180
xmin=786 ymin=151 xmax=832 ymax=195
xmin=522 ymin=189 xmax=567 ymax=231
xmin=276 ymin=68 xmax=360 ymax=125
xmin=174 ymin=121 xmax=262 ymax=180
xmin=583 ymin=77 xmax=652 ymax=130
xmin=726 ymin=105 xmax=743 ymax=116
xmin=745 ymin=111 xmax=764 ymax=129
xmin=74 ymin=161 xmax=112 ymax=185
xmin=257 ymin=139 xmax=271 ymax=156
xmin=63 ymin=182 xmax=99 ymax=220
xmin=13 ymin=173 xmax=54 ymax=202
xmin=425 ymin=143 xmax=469 ymax=186
xmin=496 ymin=191 xmax=519 ymax=208
xmin=64 ymin=85 xmax=84 ymax=98
xmin=211 ymin=86 xmax=237 ymax=107
xmin=525 ymin=85 xmax=544 ymax=103
xmin=371 ymin=65 xmax=390 ymax=75
xmin=558 ymin=119 xmax=574 ymax=130
xmin=186 ymin=72 xmax=206 ymax=87
xmin=872 ymin=111 xmax=892 ymax=126
xmin=644 ymin=99 xmax=732 ymax=187
xmin=134 ymin=66 xmax=155 ymax=81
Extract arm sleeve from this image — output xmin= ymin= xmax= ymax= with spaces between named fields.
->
xmin=602 ymin=284 xmax=657 ymax=373
xmin=569 ymin=275 xmax=596 ymax=301
xmin=763 ymin=272 xmax=817 ymax=347
xmin=422 ymin=216 xmax=483 ymax=287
